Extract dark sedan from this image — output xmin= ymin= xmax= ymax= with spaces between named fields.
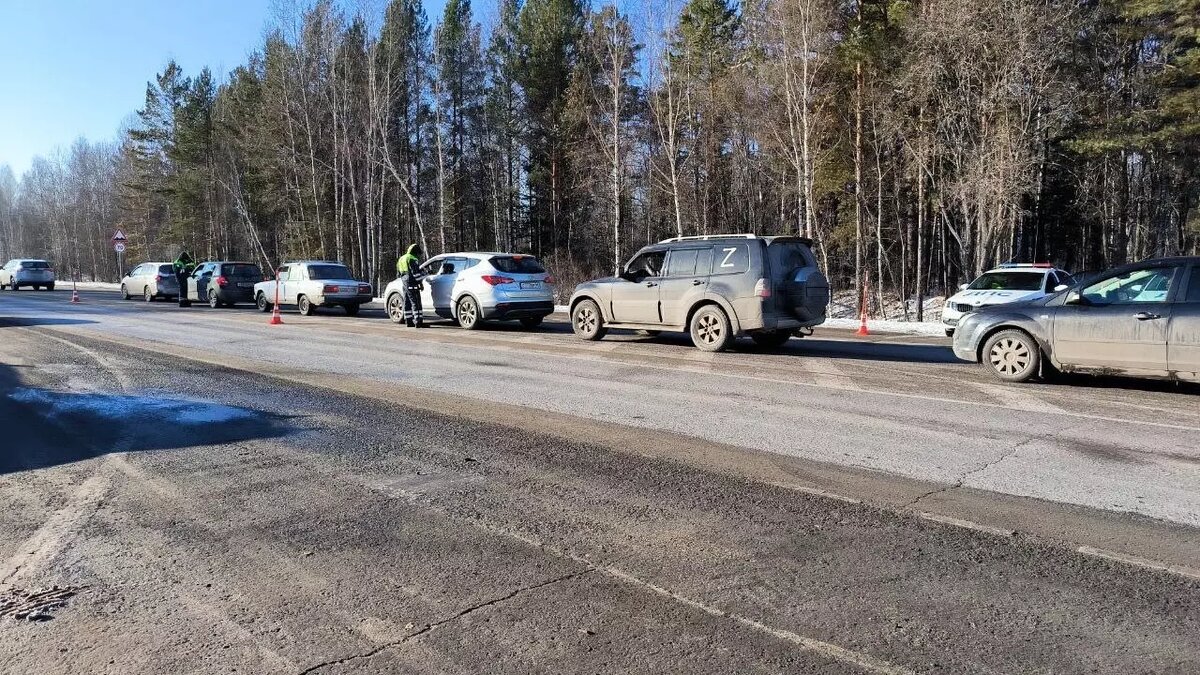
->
xmin=185 ymin=261 xmax=265 ymax=308
xmin=953 ymin=256 xmax=1200 ymax=383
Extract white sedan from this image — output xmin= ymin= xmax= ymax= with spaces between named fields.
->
xmin=255 ymin=261 xmax=372 ymax=316
xmin=942 ymin=263 xmax=1074 ymax=336
xmin=384 ymin=252 xmax=555 ymax=329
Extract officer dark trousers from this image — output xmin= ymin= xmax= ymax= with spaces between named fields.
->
xmin=176 ymin=270 xmax=191 ymax=307
xmin=402 ymin=274 xmax=423 ymax=327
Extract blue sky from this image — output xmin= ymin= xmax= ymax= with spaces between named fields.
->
xmin=0 ymin=0 xmax=278 ymax=176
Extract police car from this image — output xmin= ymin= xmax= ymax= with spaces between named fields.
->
xmin=942 ymin=263 xmax=1074 ymax=337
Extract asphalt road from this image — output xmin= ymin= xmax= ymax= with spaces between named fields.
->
xmin=2 ymin=288 xmax=1199 ymax=673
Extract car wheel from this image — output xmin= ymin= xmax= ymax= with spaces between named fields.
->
xmin=46 ymin=285 xmax=54 ymax=292
xmin=571 ymin=300 xmax=607 ymax=341
xmin=256 ymin=292 xmax=272 ymax=313
xmin=691 ymin=305 xmax=733 ymax=352
xmin=121 ymin=284 xmax=131 ymax=300
xmin=519 ymin=316 xmax=543 ymax=329
xmin=144 ymin=286 xmax=154 ymax=302
xmin=208 ymin=291 xmax=221 ymax=309
xmin=457 ymin=296 xmax=481 ymax=330
xmin=344 ymin=303 xmax=360 ymax=316
xmin=298 ymin=295 xmax=315 ymax=316
xmin=386 ymin=293 xmax=405 ymax=324
xmin=751 ymin=330 xmax=791 ymax=349
xmin=983 ymin=329 xmax=1040 ymax=383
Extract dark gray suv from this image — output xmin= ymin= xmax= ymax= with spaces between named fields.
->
xmin=569 ymin=235 xmax=829 ymax=352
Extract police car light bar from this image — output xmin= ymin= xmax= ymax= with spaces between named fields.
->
xmin=998 ymin=262 xmax=1054 ymax=268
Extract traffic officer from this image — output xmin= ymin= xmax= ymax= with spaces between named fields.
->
xmin=173 ymin=250 xmax=196 ymax=307
xmin=396 ymin=243 xmax=426 ymax=328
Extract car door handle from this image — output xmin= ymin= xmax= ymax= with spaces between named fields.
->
xmin=1133 ymin=311 xmax=1161 ymax=321
xmin=692 ymin=280 xmax=703 ymax=286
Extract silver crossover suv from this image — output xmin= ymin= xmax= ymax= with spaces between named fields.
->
xmin=0 ymin=259 xmax=56 ymax=291
xmin=569 ymin=235 xmax=829 ymax=351
xmin=384 ymin=252 xmax=555 ymax=329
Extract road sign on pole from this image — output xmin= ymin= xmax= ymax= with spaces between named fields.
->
xmin=114 ymin=242 xmax=126 ymax=253
xmin=112 ymin=229 xmax=128 ymax=242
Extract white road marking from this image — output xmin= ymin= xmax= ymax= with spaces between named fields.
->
xmin=972 ymin=382 xmax=1067 ymax=414
xmin=803 ymin=358 xmax=860 ymax=389
xmin=1077 ymin=546 xmax=1200 ymax=582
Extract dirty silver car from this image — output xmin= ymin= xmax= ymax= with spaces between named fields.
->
xmin=121 ymin=262 xmax=179 ymax=301
xmin=569 ymin=235 xmax=829 ymax=352
xmin=953 ymin=256 xmax=1200 ymax=383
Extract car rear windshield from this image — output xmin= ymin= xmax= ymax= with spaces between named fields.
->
xmin=967 ymin=272 xmax=1044 ymax=291
xmin=222 ymin=263 xmax=262 ymax=279
xmin=490 ymin=256 xmax=546 ymax=274
xmin=307 ymin=264 xmax=354 ymax=280
xmin=21 ymin=261 xmax=50 ymax=269
xmin=766 ymin=242 xmax=816 ymax=275
xmin=158 ymin=264 xmax=175 ymax=275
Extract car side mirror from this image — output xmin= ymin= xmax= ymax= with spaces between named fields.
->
xmin=958 ymin=283 xmax=969 ymax=291
xmin=1065 ymin=290 xmax=1089 ymax=306
xmin=1053 ymin=284 xmax=1069 ymax=293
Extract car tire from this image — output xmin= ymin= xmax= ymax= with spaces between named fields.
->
xmin=751 ymin=330 xmax=791 ymax=349
xmin=691 ymin=305 xmax=733 ymax=352
xmin=982 ymin=329 xmax=1040 ymax=383
xmin=519 ymin=316 xmax=544 ymax=329
xmin=298 ymin=295 xmax=315 ymax=316
xmin=208 ymin=291 xmax=221 ymax=309
xmin=121 ymin=284 xmax=131 ymax=300
xmin=386 ymin=293 xmax=405 ymax=324
xmin=256 ymin=292 xmax=272 ymax=313
xmin=46 ymin=284 xmax=54 ymax=292
xmin=144 ymin=287 xmax=154 ymax=302
xmin=456 ymin=296 xmax=481 ymax=330
xmin=344 ymin=303 xmax=360 ymax=317
xmin=571 ymin=299 xmax=607 ymax=341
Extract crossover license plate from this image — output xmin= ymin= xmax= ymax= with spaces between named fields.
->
xmin=238 ymin=282 xmax=254 ymax=288
xmin=519 ymin=281 xmax=541 ymax=289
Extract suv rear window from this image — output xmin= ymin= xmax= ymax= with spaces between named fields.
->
xmin=766 ymin=242 xmax=816 ymax=275
xmin=491 ymin=256 xmax=545 ymax=274
xmin=222 ymin=263 xmax=263 ymax=279
xmin=21 ymin=261 xmax=50 ymax=269
xmin=158 ymin=264 xmax=175 ymax=275
xmin=307 ymin=264 xmax=354 ymax=280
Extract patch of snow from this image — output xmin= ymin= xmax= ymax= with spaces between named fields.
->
xmin=820 ymin=318 xmax=949 ymax=337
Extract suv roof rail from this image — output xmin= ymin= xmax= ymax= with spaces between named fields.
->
xmin=657 ymin=234 xmax=756 ymax=243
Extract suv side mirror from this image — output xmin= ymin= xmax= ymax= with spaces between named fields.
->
xmin=958 ymin=283 xmax=969 ymax=291
xmin=1065 ymin=290 xmax=1089 ymax=306
xmin=1053 ymin=284 xmax=1069 ymax=293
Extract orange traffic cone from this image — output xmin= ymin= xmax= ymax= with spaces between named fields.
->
xmin=855 ymin=283 xmax=869 ymax=336
xmin=269 ymin=305 xmax=283 ymax=325
xmin=70 ymin=288 xmax=81 ymax=304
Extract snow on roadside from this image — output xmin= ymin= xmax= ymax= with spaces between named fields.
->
xmin=821 ymin=317 xmax=948 ymax=337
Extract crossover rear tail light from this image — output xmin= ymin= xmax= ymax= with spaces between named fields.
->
xmin=481 ymin=275 xmax=515 ymax=286
xmin=216 ymin=275 xmax=229 ymax=287
xmin=543 ymin=275 xmax=555 ymax=284
xmin=754 ymin=278 xmax=771 ymax=298
xmin=155 ymin=274 xmax=163 ymax=282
